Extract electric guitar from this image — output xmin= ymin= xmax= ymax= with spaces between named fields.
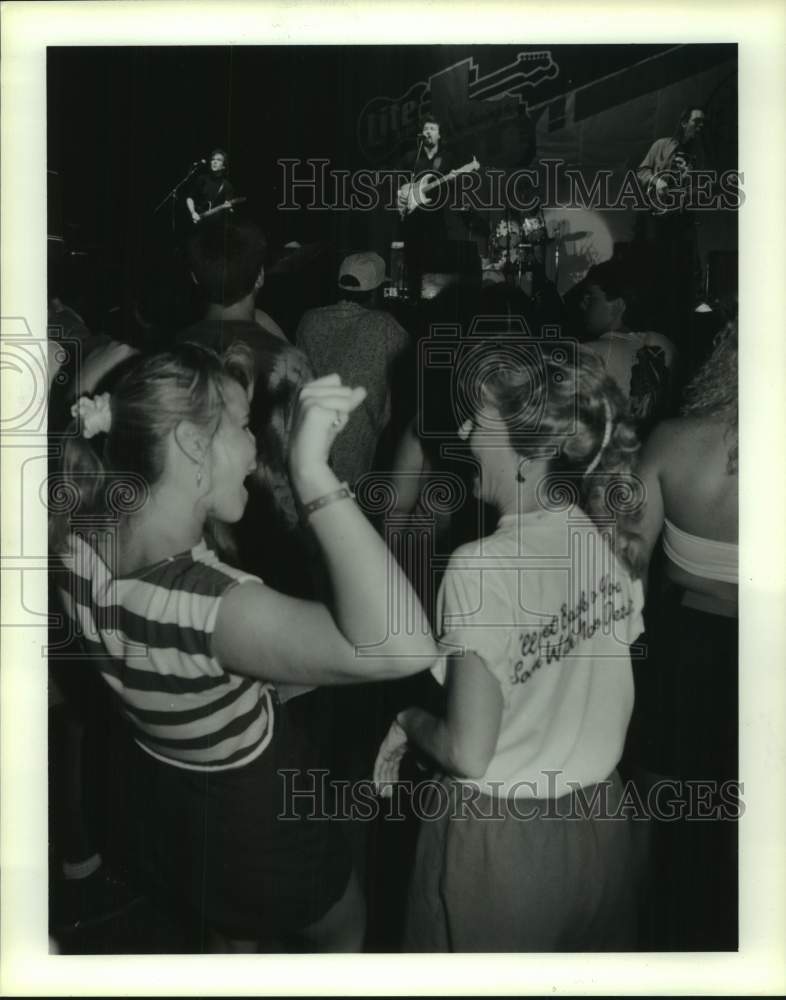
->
xmin=648 ymin=150 xmax=693 ymax=217
xmin=397 ymin=158 xmax=480 ymax=219
xmin=193 ymin=197 xmax=246 ymax=222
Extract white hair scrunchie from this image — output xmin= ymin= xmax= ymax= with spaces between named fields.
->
xmin=584 ymin=397 xmax=613 ymax=476
xmin=71 ymin=393 xmax=112 ymax=440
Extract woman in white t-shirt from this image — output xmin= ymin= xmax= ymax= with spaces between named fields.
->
xmin=375 ymin=345 xmax=646 ymax=951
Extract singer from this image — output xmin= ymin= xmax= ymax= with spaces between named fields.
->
xmin=396 ymin=115 xmax=457 ymax=299
xmin=185 ymin=148 xmax=236 ymax=224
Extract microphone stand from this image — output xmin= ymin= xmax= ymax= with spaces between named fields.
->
xmin=411 ymin=135 xmax=424 ymax=183
xmin=154 ymin=163 xmax=201 ymax=235
xmin=403 ymin=135 xmax=425 ymax=301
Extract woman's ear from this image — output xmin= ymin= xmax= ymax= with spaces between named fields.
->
xmin=173 ymin=420 xmax=209 ymax=467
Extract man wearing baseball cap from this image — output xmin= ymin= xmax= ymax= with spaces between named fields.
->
xmin=295 ymin=251 xmax=409 ymax=488
xmin=336 ymin=251 xmax=388 ymax=294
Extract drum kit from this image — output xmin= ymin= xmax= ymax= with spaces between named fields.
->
xmin=481 ymin=207 xmax=550 ymax=284
xmin=481 ymin=205 xmax=595 ymax=292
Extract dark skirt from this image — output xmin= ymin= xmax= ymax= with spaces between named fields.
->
xmin=403 ymin=771 xmax=642 ymax=952
xmin=129 ymin=694 xmax=352 ymax=941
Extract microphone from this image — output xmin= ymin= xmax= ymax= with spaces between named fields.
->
xmin=192 ymin=159 xmax=207 ymax=166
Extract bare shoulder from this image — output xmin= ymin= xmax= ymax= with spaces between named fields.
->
xmin=641 ymin=418 xmax=682 ymax=456
xmin=638 ymin=418 xmax=693 ymax=475
xmin=643 ymin=416 xmax=725 ymax=466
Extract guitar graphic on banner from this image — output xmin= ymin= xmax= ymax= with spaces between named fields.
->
xmin=468 ymin=51 xmax=559 ymax=101
xmin=397 ymin=158 xmax=480 ymax=219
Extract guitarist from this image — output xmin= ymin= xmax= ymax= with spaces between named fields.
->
xmin=186 ymin=148 xmax=236 ymax=225
xmin=397 ymin=115 xmax=458 ymax=299
xmin=634 ymin=108 xmax=707 ymax=333
xmin=636 ymin=107 xmax=706 ymax=212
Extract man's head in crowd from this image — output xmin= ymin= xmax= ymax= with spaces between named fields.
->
xmin=187 ymin=220 xmax=267 ymax=308
xmin=578 ymin=261 xmax=638 ymax=337
xmin=337 ymin=251 xmax=389 ymax=307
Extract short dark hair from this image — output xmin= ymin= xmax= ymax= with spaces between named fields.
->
xmin=675 ymin=106 xmax=705 ymax=138
xmin=583 ymin=260 xmax=634 ymax=305
xmin=419 ymin=113 xmax=440 ymax=131
xmin=679 ymin=106 xmax=705 ymax=124
xmin=187 ymin=220 xmax=267 ymax=307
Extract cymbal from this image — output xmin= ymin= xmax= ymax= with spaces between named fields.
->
xmin=554 ymin=230 xmax=591 ymax=243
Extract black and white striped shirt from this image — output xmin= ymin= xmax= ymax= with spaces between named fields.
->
xmin=57 ymin=534 xmax=275 ymax=771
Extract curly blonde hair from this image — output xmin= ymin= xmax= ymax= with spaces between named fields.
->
xmin=681 ymin=319 xmax=738 ymax=473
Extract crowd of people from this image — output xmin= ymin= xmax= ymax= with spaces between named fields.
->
xmin=46 ymin=114 xmax=739 ymax=954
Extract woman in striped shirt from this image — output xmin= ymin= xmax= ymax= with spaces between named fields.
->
xmin=49 ymin=341 xmax=437 ymax=951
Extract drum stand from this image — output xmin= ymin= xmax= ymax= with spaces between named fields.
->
xmin=501 ymin=209 xmax=519 ymax=285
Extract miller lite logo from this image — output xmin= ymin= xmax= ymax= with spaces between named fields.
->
xmin=358 ymin=50 xmax=559 ymax=164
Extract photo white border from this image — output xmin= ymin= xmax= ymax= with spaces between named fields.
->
xmin=2 ymin=1 xmax=785 ymax=994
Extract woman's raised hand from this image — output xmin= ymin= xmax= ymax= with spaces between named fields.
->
xmin=288 ymin=374 xmax=367 ymax=485
xmin=372 ymin=719 xmax=409 ymax=798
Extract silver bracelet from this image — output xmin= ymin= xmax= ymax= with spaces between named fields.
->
xmin=301 ymin=482 xmax=355 ymax=520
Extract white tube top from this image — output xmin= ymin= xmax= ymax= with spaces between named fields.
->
xmin=662 ymin=518 xmax=738 ymax=584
